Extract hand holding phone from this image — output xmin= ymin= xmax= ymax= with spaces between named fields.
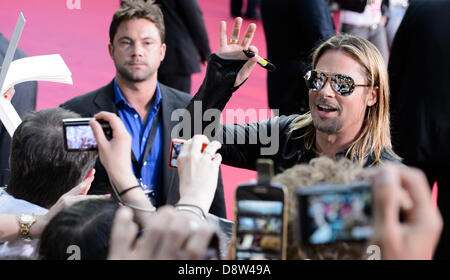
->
xmin=169 ymin=138 xmax=212 ymax=168
xmin=232 ymin=183 xmax=288 ymax=260
xmin=175 ymin=135 xmax=223 ymax=215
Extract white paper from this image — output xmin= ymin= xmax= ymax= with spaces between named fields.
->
xmin=0 ymin=54 xmax=73 ymax=95
xmin=0 ymin=97 xmax=22 ymax=136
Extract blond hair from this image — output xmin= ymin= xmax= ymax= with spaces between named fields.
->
xmin=290 ymin=34 xmax=399 ymax=164
xmin=272 ymin=156 xmax=370 ymax=260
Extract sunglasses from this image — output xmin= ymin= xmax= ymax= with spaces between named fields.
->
xmin=304 ymin=70 xmax=369 ymax=96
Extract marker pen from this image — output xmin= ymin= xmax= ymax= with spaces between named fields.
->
xmin=243 ymin=49 xmax=276 ymax=72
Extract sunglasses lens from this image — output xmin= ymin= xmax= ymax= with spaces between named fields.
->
xmin=332 ymin=74 xmax=355 ymax=96
xmin=305 ymin=71 xmax=326 ymax=91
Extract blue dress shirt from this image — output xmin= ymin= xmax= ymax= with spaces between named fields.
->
xmin=113 ymin=79 xmax=163 ymax=206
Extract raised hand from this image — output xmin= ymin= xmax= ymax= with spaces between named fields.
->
xmin=217 ymin=17 xmax=259 ymax=86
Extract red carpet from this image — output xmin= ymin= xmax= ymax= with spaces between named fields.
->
xmin=0 ymin=0 xmax=266 ymax=219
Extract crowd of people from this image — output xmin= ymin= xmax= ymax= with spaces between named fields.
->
xmin=0 ymin=0 xmax=447 ymax=261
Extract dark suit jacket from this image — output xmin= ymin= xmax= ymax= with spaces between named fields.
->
xmin=155 ymin=0 xmax=210 ymax=76
xmin=60 ymin=81 xmax=226 ymax=218
xmin=389 ymin=0 xmax=450 ymax=166
xmin=0 ymin=33 xmax=38 ymax=187
xmin=260 ymin=0 xmax=335 ymax=115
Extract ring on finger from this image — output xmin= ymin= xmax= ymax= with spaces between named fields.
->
xmin=229 ymin=38 xmax=239 ymax=44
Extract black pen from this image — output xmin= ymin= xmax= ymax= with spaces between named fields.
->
xmin=243 ymin=49 xmax=276 ymax=72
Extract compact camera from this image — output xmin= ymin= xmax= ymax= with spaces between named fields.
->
xmin=62 ymin=118 xmax=112 ymax=151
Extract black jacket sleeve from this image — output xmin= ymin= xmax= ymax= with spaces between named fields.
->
xmin=187 ymin=54 xmax=296 ymax=171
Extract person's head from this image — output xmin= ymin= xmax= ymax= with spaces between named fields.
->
xmin=39 ymin=199 xmax=118 ymax=260
xmin=272 ymin=156 xmax=370 ymax=260
xmin=291 ymin=34 xmax=396 ymax=164
xmin=7 ymin=108 xmax=96 ymax=208
xmin=108 ymin=0 xmax=166 ymax=83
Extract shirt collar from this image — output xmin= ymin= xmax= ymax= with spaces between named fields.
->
xmin=113 ymin=78 xmax=162 ymax=108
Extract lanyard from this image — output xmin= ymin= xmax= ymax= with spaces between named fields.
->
xmin=131 ymin=102 xmax=161 ymax=183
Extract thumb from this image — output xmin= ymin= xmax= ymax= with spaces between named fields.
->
xmin=234 ymin=56 xmax=258 ymax=87
xmin=372 ymin=168 xmax=402 ymax=237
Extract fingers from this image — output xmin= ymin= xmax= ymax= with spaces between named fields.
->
xmin=240 ymin=23 xmax=256 ymax=49
xmin=398 ymin=166 xmax=432 ymax=209
xmin=230 ymin=17 xmax=243 ymax=43
xmin=91 ymin=111 xmax=131 ymax=149
xmin=219 ymin=21 xmax=227 ymax=49
xmin=398 ymin=166 xmax=443 ymax=231
xmin=63 ymin=173 xmax=95 ymax=197
xmin=202 ymin=140 xmax=222 ymax=159
xmin=94 ymin=111 xmax=128 ymax=139
xmin=212 ymin=153 xmax=222 ymax=166
xmin=79 ymin=168 xmax=96 ymax=195
xmin=3 ymin=87 xmax=15 ymax=101
xmin=189 ymin=135 xmax=210 ymax=154
xmin=108 ymin=206 xmax=139 ymax=260
xmin=235 ymin=56 xmax=259 ymax=87
xmin=59 ymin=194 xmax=110 ymax=208
xmin=135 ymin=206 xmax=178 ymax=259
xmin=372 ymin=167 xmax=403 ymax=235
xmin=157 ymin=212 xmax=192 ymax=259
xmin=136 ymin=206 xmax=216 ymax=260
xmin=89 ymin=119 xmax=108 ymax=148
xmin=248 ymin=45 xmax=259 ymax=54
xmin=183 ymin=224 xmax=216 ymax=260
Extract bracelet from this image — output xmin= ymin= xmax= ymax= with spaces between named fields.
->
xmin=175 ymin=204 xmax=206 ymax=221
xmin=118 ymin=185 xmax=141 ymax=196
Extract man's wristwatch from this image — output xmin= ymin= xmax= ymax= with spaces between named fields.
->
xmin=18 ymin=213 xmax=37 ymax=241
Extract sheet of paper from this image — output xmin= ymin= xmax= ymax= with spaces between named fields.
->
xmin=0 ymin=98 xmax=22 ymax=136
xmin=0 ymin=54 xmax=73 ymax=95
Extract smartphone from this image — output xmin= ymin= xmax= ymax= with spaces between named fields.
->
xmin=62 ymin=118 xmax=112 ymax=151
xmin=168 ymin=139 xmax=208 ymax=168
xmin=168 ymin=139 xmax=185 ymax=168
xmin=296 ymin=181 xmax=372 ymax=245
xmin=232 ymin=183 xmax=288 ymax=260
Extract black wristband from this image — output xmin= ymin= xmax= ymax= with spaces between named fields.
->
xmin=118 ymin=185 xmax=141 ymax=196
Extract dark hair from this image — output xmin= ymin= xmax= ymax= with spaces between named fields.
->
xmin=7 ymin=107 xmax=96 ymax=208
xmin=109 ymin=0 xmax=165 ymax=44
xmin=38 ymin=199 xmax=118 ymax=260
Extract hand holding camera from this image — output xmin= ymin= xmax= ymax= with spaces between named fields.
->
xmin=176 ymin=135 xmax=223 ymax=215
xmin=371 ymin=164 xmax=443 ymax=260
xmin=88 ymin=112 xmax=138 ymax=190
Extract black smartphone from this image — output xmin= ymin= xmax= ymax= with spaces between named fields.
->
xmin=232 ymin=183 xmax=288 ymax=260
xmin=296 ymin=181 xmax=372 ymax=245
xmin=62 ymin=118 xmax=112 ymax=151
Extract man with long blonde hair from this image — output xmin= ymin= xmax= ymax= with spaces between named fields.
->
xmin=187 ymin=20 xmax=399 ymax=173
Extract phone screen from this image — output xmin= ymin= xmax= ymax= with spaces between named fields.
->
xmin=169 ymin=140 xmax=184 ymax=168
xmin=234 ymin=184 xmax=286 ymax=260
xmin=64 ymin=124 xmax=98 ymax=151
xmin=298 ymin=183 xmax=372 ymax=245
